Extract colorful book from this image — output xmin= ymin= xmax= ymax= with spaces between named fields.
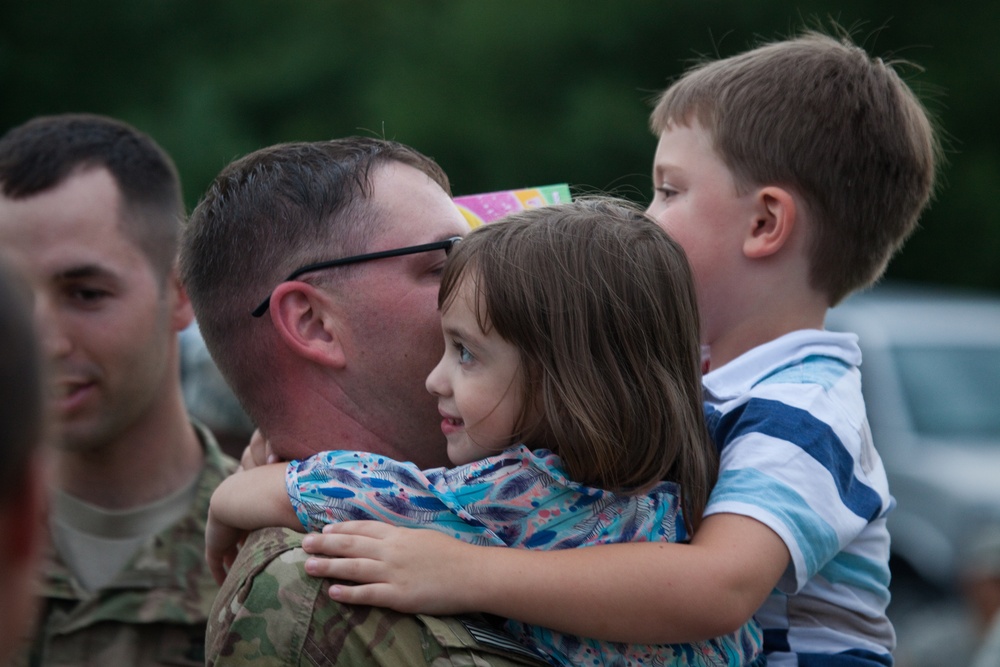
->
xmin=454 ymin=184 xmax=571 ymax=228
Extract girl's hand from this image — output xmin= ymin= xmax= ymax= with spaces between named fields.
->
xmin=239 ymin=429 xmax=277 ymax=471
xmin=300 ymin=521 xmax=480 ymax=615
xmin=205 ymin=511 xmax=247 ymax=585
xmin=205 ymin=463 xmax=302 ymax=586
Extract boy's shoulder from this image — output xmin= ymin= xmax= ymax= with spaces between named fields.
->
xmin=703 ymin=328 xmax=875 ymax=468
xmin=704 ymin=329 xmax=862 ymax=403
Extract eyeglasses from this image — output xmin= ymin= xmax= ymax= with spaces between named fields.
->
xmin=251 ymin=236 xmax=462 ymax=317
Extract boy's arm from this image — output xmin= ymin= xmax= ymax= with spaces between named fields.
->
xmin=206 ymin=463 xmax=301 ymax=584
xmin=301 ymin=512 xmax=790 ymax=643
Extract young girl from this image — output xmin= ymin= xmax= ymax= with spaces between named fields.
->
xmin=206 ymin=198 xmax=764 ymax=666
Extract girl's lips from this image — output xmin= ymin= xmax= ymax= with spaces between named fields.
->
xmin=438 ymin=410 xmax=465 ymax=436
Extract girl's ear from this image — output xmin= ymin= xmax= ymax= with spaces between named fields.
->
xmin=743 ymin=186 xmax=797 ymax=259
xmin=268 ymin=282 xmax=347 ymax=369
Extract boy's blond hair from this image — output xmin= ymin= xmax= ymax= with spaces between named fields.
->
xmin=651 ymin=31 xmax=939 ymax=305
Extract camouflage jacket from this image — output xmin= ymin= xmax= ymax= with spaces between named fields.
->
xmin=14 ymin=422 xmax=238 ymax=667
xmin=208 ymin=526 xmax=550 ymax=666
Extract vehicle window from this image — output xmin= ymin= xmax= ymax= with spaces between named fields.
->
xmin=894 ymin=346 xmax=1000 ymax=439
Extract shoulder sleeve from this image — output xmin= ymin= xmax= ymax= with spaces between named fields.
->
xmin=705 ymin=380 xmax=892 ymax=591
xmin=207 ymin=528 xmax=323 ymax=667
xmin=208 ymin=527 xmax=501 ymax=667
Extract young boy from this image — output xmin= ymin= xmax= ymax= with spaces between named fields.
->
xmin=296 ymin=30 xmax=938 ymax=666
xmin=638 ymin=30 xmax=937 ymax=665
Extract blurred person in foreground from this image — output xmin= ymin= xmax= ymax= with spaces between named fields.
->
xmin=896 ymin=525 xmax=1000 ymax=667
xmin=0 ymin=113 xmax=238 ymax=666
xmin=181 ymin=137 xmax=547 ymax=665
xmin=964 ymin=526 xmax=1000 ymax=667
xmin=0 ymin=260 xmax=49 ymax=665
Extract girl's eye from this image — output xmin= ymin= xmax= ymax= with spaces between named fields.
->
xmin=454 ymin=342 xmax=474 ymax=364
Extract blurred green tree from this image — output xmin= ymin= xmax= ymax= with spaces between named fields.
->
xmin=1 ymin=0 xmax=997 ymax=291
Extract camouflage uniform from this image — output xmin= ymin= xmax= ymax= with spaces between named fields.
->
xmin=13 ymin=422 xmax=238 ymax=667
xmin=208 ymin=527 xmax=550 ymax=666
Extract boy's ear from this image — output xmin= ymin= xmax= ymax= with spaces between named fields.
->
xmin=268 ymin=282 xmax=347 ymax=369
xmin=743 ymin=186 xmax=797 ymax=259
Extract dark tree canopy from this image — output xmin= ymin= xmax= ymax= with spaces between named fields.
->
xmin=3 ymin=1 xmax=996 ymax=291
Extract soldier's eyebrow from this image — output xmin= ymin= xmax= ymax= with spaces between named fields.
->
xmin=54 ymin=264 xmax=119 ymax=284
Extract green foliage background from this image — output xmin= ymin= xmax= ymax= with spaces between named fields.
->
xmin=3 ymin=1 xmax=997 ymax=291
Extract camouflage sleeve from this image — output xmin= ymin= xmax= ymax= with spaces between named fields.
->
xmin=207 ymin=527 xmax=548 ymax=667
xmin=207 ymin=527 xmax=317 ymax=666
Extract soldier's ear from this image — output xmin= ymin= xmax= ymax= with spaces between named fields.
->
xmin=167 ymin=265 xmax=195 ymax=332
xmin=268 ymin=281 xmax=347 ymax=369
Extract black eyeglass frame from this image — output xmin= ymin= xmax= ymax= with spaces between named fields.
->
xmin=251 ymin=236 xmax=462 ymax=317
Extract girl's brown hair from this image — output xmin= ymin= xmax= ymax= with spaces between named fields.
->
xmin=439 ymin=197 xmax=717 ymax=531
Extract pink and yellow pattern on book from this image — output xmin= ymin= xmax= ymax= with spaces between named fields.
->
xmin=453 ymin=183 xmax=571 ymax=228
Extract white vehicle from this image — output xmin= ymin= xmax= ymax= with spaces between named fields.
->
xmin=826 ymin=283 xmax=1000 ymax=588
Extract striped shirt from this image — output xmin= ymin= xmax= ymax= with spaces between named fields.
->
xmin=703 ymin=330 xmax=895 ymax=667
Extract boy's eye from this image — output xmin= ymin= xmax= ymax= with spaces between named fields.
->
xmin=654 ymin=186 xmax=678 ymax=200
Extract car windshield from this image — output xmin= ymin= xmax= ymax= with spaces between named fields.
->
xmin=894 ymin=345 xmax=1000 ymax=439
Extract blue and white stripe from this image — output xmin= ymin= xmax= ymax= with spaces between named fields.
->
xmin=703 ymin=330 xmax=895 ymax=667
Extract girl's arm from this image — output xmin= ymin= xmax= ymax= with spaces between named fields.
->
xmin=206 ymin=463 xmax=301 ymax=584
xmin=238 ymin=428 xmax=279 ymax=471
xmin=300 ymin=512 xmax=790 ymax=644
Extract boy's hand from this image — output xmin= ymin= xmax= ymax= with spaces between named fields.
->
xmin=300 ymin=521 xmax=479 ymax=615
xmin=205 ymin=510 xmax=247 ymax=585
